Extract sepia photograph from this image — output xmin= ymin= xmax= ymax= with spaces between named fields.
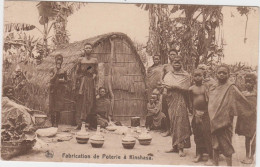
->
xmin=1 ymin=0 xmax=259 ymax=167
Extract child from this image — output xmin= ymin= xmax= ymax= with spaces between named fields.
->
xmin=235 ymin=73 xmax=257 ymax=164
xmin=208 ymin=65 xmax=252 ymax=166
xmin=145 ymin=91 xmax=166 ymax=130
xmin=152 ymin=82 xmax=170 ymax=135
xmin=189 ymin=69 xmax=213 ymax=165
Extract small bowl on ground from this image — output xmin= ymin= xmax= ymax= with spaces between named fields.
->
xmin=138 ymin=138 xmax=152 ymax=145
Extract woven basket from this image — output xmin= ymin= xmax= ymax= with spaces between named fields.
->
xmin=1 ymin=139 xmax=36 ymax=160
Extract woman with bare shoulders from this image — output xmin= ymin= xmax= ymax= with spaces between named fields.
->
xmin=73 ymin=43 xmax=98 ymax=130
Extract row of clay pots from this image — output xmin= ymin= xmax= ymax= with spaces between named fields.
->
xmin=76 ymin=124 xmax=152 ymax=149
xmin=76 ymin=123 xmax=105 ymax=148
xmin=122 ymin=126 xmax=152 ymax=149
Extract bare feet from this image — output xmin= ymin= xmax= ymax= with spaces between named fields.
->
xmin=162 ymin=131 xmax=170 ymax=137
xmin=179 ymin=150 xmax=186 ymax=157
xmin=165 ymin=148 xmax=178 ymax=153
xmin=193 ymin=155 xmax=202 ymax=163
xmin=204 ymin=159 xmax=215 ymax=166
xmin=241 ymin=158 xmax=253 ymax=164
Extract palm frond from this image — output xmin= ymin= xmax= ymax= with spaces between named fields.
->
xmin=4 ymin=23 xmax=36 ymax=32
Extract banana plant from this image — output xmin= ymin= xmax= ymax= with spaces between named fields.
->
xmin=36 ymin=1 xmax=87 ymax=51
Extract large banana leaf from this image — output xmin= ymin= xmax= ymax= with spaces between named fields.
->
xmin=37 ymin=2 xmax=59 ymax=25
xmin=36 ymin=1 xmax=87 ymax=25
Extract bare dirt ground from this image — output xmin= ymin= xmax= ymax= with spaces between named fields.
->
xmin=8 ymin=124 xmax=254 ymax=167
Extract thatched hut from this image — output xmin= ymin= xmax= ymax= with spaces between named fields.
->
xmin=31 ymin=32 xmax=147 ymax=122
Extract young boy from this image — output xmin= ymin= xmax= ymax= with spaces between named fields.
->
xmin=189 ymin=69 xmax=213 ymax=165
xmin=145 ymin=91 xmax=166 ymax=130
xmin=235 ymin=73 xmax=257 ymax=164
xmin=208 ymin=65 xmax=252 ymax=166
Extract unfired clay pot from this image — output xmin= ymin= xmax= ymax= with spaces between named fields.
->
xmin=90 ymin=125 xmax=104 ymax=148
xmin=138 ymin=126 xmax=152 ymax=145
xmin=76 ymin=122 xmax=89 ymax=144
xmin=122 ymin=127 xmax=136 ymax=149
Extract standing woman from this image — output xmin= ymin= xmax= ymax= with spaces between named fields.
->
xmin=73 ymin=43 xmax=98 ymax=129
xmin=146 ymin=55 xmax=163 ymax=99
xmin=49 ymin=54 xmax=67 ymax=127
xmin=162 ymin=55 xmax=192 ymax=157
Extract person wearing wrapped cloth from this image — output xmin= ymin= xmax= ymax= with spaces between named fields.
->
xmin=163 ymin=55 xmax=192 ymax=157
xmin=146 ymin=55 xmax=164 ymax=99
xmin=161 ymin=49 xmax=178 ymax=137
xmin=49 ymin=54 xmax=67 ymax=127
xmin=208 ymin=65 xmax=253 ymax=166
xmin=235 ymin=73 xmax=257 ymax=164
xmin=189 ymin=69 xmax=213 ymax=165
xmin=145 ymin=89 xmax=166 ymax=131
xmin=95 ymin=87 xmax=112 ymax=128
xmin=73 ymin=43 xmax=98 ymax=130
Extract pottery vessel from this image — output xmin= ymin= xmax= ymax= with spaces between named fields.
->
xmin=90 ymin=125 xmax=104 ymax=148
xmin=131 ymin=117 xmax=140 ymax=127
xmin=122 ymin=127 xmax=136 ymax=149
xmin=138 ymin=126 xmax=152 ymax=145
xmin=34 ymin=114 xmax=47 ymax=127
xmin=76 ymin=122 xmax=89 ymax=144
xmin=106 ymin=125 xmax=117 ymax=131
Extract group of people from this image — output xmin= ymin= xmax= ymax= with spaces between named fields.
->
xmin=49 ymin=43 xmax=112 ymax=129
xmin=49 ymin=42 xmax=257 ymax=166
xmin=145 ymin=49 xmax=257 ymax=166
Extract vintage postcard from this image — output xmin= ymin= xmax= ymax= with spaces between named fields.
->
xmin=1 ymin=0 xmax=259 ymax=167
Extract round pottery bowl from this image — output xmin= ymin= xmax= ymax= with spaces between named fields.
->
xmin=34 ymin=114 xmax=47 ymax=127
xmin=76 ymin=136 xmax=89 ymax=144
xmin=122 ymin=140 xmax=136 ymax=149
xmin=90 ymin=139 xmax=104 ymax=148
xmin=106 ymin=126 xmax=117 ymax=131
xmin=138 ymin=138 xmax=152 ymax=145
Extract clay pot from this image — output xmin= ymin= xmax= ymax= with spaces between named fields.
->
xmin=131 ymin=117 xmax=140 ymax=127
xmin=122 ymin=127 xmax=136 ymax=149
xmin=34 ymin=114 xmax=47 ymax=127
xmin=76 ymin=122 xmax=89 ymax=144
xmin=138 ymin=126 xmax=152 ymax=145
xmin=106 ymin=125 xmax=117 ymax=131
xmin=90 ymin=125 xmax=104 ymax=148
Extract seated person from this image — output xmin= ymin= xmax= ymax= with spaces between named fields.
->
xmin=145 ymin=91 xmax=166 ymax=130
xmin=95 ymin=87 xmax=112 ymax=128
